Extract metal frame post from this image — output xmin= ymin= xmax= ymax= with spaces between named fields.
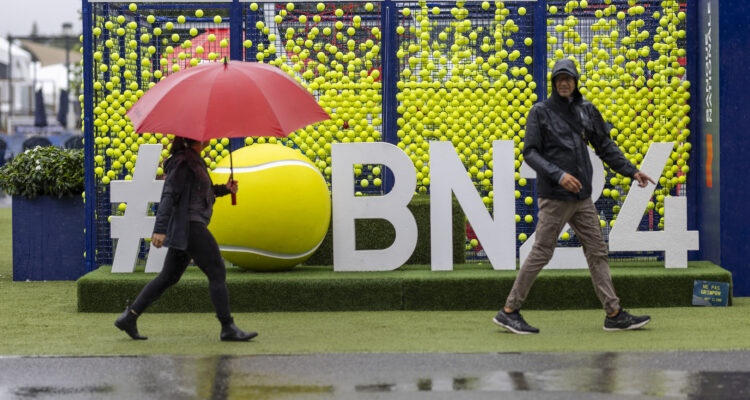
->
xmin=381 ymin=0 xmax=398 ymax=192
xmin=229 ymin=0 xmax=245 ymax=151
xmin=82 ymin=0 xmax=97 ymax=272
xmin=533 ymin=0 xmax=548 ymax=100
xmin=6 ymin=34 xmax=12 ymax=121
xmin=685 ymin=0 xmax=699 ymax=260
xmin=230 ymin=0 xmax=243 ymax=61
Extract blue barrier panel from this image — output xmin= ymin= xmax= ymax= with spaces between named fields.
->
xmin=717 ymin=0 xmax=750 ymax=296
xmin=12 ymin=195 xmax=86 ymax=281
xmin=696 ymin=0 xmax=720 ymax=269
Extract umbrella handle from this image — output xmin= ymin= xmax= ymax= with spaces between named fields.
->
xmin=229 ymin=173 xmax=237 ymax=206
xmin=229 ymin=143 xmax=236 ymax=206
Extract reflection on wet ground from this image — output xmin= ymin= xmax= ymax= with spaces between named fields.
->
xmin=1 ymin=352 xmax=750 ymax=399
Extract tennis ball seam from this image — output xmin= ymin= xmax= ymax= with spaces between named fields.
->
xmin=212 ymin=159 xmax=317 ymax=174
xmin=219 ymin=234 xmax=326 ymax=260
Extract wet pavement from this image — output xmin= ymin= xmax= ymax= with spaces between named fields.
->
xmin=1 ymin=352 xmax=749 ymax=399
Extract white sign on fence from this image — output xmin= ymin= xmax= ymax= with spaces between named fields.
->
xmin=109 ymin=141 xmax=698 ymax=273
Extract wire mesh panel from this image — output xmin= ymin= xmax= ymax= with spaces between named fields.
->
xmin=544 ymin=0 xmax=690 ymax=261
xmin=86 ymin=1 xmax=386 ymax=266
xmin=88 ymin=2 xmax=244 ymax=265
xmin=243 ymin=2 xmax=385 ymax=194
xmin=88 ymin=2 xmax=260 ymax=266
xmin=83 ymin=0 xmax=693 ymax=268
xmin=392 ymin=1 xmax=536 ymax=261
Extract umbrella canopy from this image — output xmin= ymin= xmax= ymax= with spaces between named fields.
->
xmin=126 ymin=60 xmax=330 ymax=140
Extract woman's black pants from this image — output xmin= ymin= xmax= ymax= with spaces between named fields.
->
xmin=131 ymin=222 xmax=232 ymax=325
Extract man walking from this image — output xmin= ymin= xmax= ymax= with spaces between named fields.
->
xmin=493 ymin=58 xmax=656 ymax=334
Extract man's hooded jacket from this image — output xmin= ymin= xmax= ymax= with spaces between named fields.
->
xmin=523 ymin=58 xmax=638 ymax=200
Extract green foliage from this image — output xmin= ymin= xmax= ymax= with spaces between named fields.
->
xmin=0 ymin=146 xmax=84 ymax=198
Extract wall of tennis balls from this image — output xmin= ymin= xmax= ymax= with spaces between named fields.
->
xmin=82 ymin=0 xmax=691 ymax=264
xmin=544 ymin=0 xmax=691 ymax=260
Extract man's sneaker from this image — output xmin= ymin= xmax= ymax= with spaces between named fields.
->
xmin=493 ymin=309 xmax=540 ymax=334
xmin=603 ymin=309 xmax=651 ymax=331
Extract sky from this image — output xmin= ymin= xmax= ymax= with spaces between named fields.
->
xmin=2 ymin=0 xmax=82 ymax=38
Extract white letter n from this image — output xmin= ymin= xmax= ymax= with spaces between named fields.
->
xmin=430 ymin=140 xmax=515 ymax=270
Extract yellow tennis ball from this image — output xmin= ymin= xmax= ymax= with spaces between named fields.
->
xmin=209 ymin=144 xmax=331 ymax=271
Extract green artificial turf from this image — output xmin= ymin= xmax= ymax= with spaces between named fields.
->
xmin=3 ymin=207 xmax=750 ymax=356
xmin=3 ymin=277 xmax=750 ymax=356
xmin=78 ymin=261 xmax=731 ymax=312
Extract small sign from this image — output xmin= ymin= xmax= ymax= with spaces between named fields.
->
xmin=692 ymin=280 xmax=730 ymax=307
xmin=14 ymin=125 xmax=66 ymax=135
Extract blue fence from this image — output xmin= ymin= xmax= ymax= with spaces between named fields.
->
xmin=81 ymin=0 xmax=694 ymax=271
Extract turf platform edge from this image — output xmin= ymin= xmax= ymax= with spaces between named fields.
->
xmin=76 ymin=261 xmax=732 ymax=312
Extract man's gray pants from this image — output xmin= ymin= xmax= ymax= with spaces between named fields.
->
xmin=505 ymin=197 xmax=621 ymax=315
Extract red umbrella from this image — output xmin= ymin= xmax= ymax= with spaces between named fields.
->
xmin=126 ymin=59 xmax=330 ymax=204
xmin=127 ymin=59 xmax=329 ymax=139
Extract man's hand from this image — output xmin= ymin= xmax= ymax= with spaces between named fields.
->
xmin=151 ymin=233 xmax=166 ymax=248
xmin=633 ymin=171 xmax=656 ymax=188
xmin=560 ymin=173 xmax=582 ymax=193
xmin=226 ymin=177 xmax=238 ymax=194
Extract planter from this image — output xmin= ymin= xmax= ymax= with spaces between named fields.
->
xmin=12 ymin=195 xmax=85 ymax=281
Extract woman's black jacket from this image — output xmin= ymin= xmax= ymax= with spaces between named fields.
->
xmin=152 ymin=149 xmax=230 ymax=250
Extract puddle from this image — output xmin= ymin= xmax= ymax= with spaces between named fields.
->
xmin=1 ymin=353 xmax=749 ymax=399
xmin=9 ymin=385 xmax=113 ymax=397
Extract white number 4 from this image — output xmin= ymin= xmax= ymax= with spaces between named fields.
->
xmin=520 ymin=142 xmax=698 ymax=269
xmin=608 ymin=142 xmax=699 ymax=268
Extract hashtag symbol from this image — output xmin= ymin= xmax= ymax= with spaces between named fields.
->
xmin=110 ymin=144 xmax=168 ymax=273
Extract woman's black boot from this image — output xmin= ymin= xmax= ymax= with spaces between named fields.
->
xmin=220 ymin=320 xmax=258 ymax=342
xmin=115 ymin=306 xmax=148 ymax=340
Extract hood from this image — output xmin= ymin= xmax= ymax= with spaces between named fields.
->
xmin=550 ymin=58 xmax=581 ymax=99
xmin=164 ymin=147 xmax=203 ymax=174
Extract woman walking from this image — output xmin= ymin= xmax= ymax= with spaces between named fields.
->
xmin=115 ymin=137 xmax=257 ymax=341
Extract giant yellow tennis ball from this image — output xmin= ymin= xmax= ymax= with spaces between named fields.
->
xmin=208 ymin=144 xmax=331 ymax=271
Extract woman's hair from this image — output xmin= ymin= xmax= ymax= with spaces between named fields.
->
xmin=170 ymin=137 xmax=198 ymax=156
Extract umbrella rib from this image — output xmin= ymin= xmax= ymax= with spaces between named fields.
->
xmin=200 ymin=66 xmax=222 ymax=140
xmin=252 ymin=64 xmax=330 ymax=134
xmin=131 ymin=66 xmax=204 ymax=133
xmin=237 ymin=66 xmax=287 ymax=136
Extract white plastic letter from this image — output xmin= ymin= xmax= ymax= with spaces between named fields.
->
xmin=430 ymin=140 xmax=515 ymax=270
xmin=110 ymin=144 xmax=167 ymax=273
xmin=609 ymin=142 xmax=699 ymax=267
xmin=331 ymin=142 xmax=418 ymax=271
